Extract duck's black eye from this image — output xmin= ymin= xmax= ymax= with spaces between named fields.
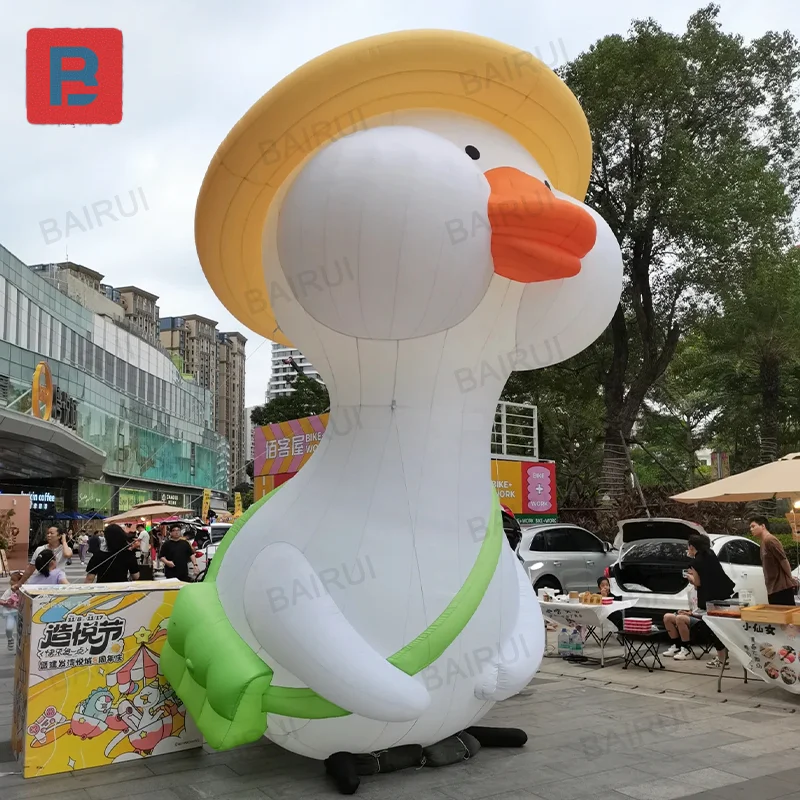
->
xmin=465 ymin=145 xmax=480 ymax=160
xmin=544 ymin=180 xmax=552 ymax=190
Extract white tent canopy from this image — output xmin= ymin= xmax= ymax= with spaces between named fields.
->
xmin=672 ymin=453 xmax=800 ymax=504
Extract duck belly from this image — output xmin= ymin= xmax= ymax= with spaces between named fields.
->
xmin=260 ymin=546 xmax=541 ymax=758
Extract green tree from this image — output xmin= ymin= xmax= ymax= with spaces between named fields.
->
xmin=503 ymin=360 xmax=606 ymax=507
xmin=633 ymin=333 xmax=718 ymax=490
xmin=561 ymin=4 xmax=799 ymax=493
xmin=250 ymin=373 xmax=329 ymax=427
xmin=693 ymin=247 xmax=800 ymax=472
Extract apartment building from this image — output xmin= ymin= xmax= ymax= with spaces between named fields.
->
xmin=217 ymin=331 xmax=248 ymax=488
xmin=117 ymin=286 xmax=160 ymax=345
xmin=266 ymin=342 xmax=323 ymax=400
xmin=160 ymin=318 xmax=248 ymax=491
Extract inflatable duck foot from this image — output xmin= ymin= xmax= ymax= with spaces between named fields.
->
xmin=465 ymin=726 xmax=528 ymax=748
xmin=324 ymin=751 xmax=360 ymax=795
xmin=325 ymin=744 xmax=427 ymax=793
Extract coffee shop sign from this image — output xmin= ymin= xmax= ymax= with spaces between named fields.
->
xmin=24 ymin=492 xmax=56 ymax=511
xmin=32 ymin=362 xmax=77 ymax=432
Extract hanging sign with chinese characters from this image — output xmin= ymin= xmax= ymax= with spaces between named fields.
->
xmin=253 ymin=413 xmax=330 ymax=477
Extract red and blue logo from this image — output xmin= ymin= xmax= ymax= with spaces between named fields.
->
xmin=26 ymin=28 xmax=123 ymax=124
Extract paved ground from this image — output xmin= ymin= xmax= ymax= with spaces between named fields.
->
xmin=3 ymin=624 xmax=800 ymax=800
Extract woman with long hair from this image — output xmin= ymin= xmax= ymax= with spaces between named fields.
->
xmin=84 ymin=524 xmax=140 ymax=584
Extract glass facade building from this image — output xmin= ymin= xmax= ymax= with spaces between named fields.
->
xmin=0 ymin=244 xmax=229 ymax=515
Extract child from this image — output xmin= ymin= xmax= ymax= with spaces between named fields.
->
xmin=1 ymin=585 xmax=20 ymax=651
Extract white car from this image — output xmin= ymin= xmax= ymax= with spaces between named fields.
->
xmin=607 ymin=517 xmax=771 ymax=619
xmin=193 ymin=523 xmax=232 ymax=575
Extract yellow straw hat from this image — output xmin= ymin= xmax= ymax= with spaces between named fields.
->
xmin=196 ymin=29 xmax=592 ymax=344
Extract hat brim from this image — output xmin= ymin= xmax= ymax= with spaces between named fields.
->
xmin=196 ymin=29 xmax=591 ymax=344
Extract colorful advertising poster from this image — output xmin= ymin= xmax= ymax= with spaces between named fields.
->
xmin=491 ymin=460 xmax=557 ymax=524
xmin=253 ymin=413 xmax=329 ymax=478
xmin=12 ymin=582 xmax=201 ymax=777
xmin=0 ymin=493 xmax=31 ymax=572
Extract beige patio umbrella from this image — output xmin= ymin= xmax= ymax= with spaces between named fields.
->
xmin=672 ymin=453 xmax=800 ymax=504
xmin=103 ymin=500 xmax=194 ymax=525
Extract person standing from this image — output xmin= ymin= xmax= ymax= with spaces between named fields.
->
xmin=749 ymin=516 xmax=799 ymax=605
xmin=78 ymin=532 xmax=89 ymax=564
xmin=12 ymin=527 xmax=73 ymax=590
xmin=159 ymin=524 xmax=197 ymax=582
xmin=65 ymin=530 xmax=76 ymax=565
xmin=87 ymin=530 xmax=102 ymax=558
xmin=136 ymin=524 xmax=153 ymax=580
xmin=85 ymin=525 xmax=140 ymax=583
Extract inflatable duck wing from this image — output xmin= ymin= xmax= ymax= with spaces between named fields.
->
xmin=162 ymin=29 xmax=623 ymax=760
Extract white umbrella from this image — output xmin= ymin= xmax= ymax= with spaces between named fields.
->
xmin=672 ymin=453 xmax=800 ymax=504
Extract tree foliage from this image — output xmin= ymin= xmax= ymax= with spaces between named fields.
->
xmin=559 ymin=4 xmax=799 ymax=489
xmin=250 ymin=373 xmax=329 ymax=427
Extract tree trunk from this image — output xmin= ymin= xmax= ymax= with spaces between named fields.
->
xmin=752 ymin=354 xmax=781 ymax=517
xmin=599 ymin=306 xmax=628 ymax=501
xmin=760 ymin=354 xmax=781 ymax=461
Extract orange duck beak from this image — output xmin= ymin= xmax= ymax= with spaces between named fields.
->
xmin=486 ymin=167 xmax=597 ymax=283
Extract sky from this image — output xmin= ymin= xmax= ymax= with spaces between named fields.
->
xmin=0 ymin=1 xmax=797 ymax=407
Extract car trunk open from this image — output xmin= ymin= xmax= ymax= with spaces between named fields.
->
xmin=614 ymin=518 xmax=706 ymax=549
xmin=612 ymin=539 xmax=692 ymax=595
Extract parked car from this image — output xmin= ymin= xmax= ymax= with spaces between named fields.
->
xmin=516 ymin=524 xmax=617 ymax=593
xmin=193 ymin=523 xmax=232 ymax=576
xmin=606 ymin=517 xmax=770 ymax=622
xmin=501 ymin=505 xmax=522 ymax=551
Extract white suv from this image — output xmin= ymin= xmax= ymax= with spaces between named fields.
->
xmin=607 ymin=517 xmax=770 ymax=620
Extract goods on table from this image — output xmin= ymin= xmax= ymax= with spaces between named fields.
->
xmin=707 ymin=609 xmax=741 ymax=618
xmin=707 ymin=600 xmax=741 ymax=619
xmin=740 ymin=605 xmax=797 ymax=625
xmin=623 ymin=617 xmax=652 ymax=633
xmin=578 ymin=592 xmax=603 ymax=605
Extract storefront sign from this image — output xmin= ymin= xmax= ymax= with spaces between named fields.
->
xmin=254 ymin=413 xmax=329 ymax=477
xmin=23 ymin=491 xmax=56 ymax=513
xmin=32 ymin=362 xmax=77 ymax=432
xmin=490 ymin=459 xmax=557 ymax=523
xmin=201 ymin=488 xmax=211 ymax=521
xmin=157 ymin=491 xmax=182 ymax=507
xmin=12 ymin=583 xmax=202 ymax=777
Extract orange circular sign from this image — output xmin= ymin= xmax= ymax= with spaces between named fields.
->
xmin=32 ymin=361 xmax=53 ymax=421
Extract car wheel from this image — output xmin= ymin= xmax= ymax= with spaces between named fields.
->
xmin=534 ymin=576 xmax=563 ymax=594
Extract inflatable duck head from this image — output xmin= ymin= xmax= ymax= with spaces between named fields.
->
xmin=197 ymin=30 xmax=622 ymax=397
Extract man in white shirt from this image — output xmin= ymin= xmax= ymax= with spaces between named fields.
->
xmin=11 ymin=527 xmax=73 ymax=590
xmin=136 ymin=524 xmax=150 ymax=555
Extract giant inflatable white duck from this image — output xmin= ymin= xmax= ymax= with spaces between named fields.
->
xmin=163 ymin=28 xmax=622 ymax=780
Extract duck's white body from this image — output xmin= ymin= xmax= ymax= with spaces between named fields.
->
xmin=215 ymin=110 xmax=623 ymax=758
